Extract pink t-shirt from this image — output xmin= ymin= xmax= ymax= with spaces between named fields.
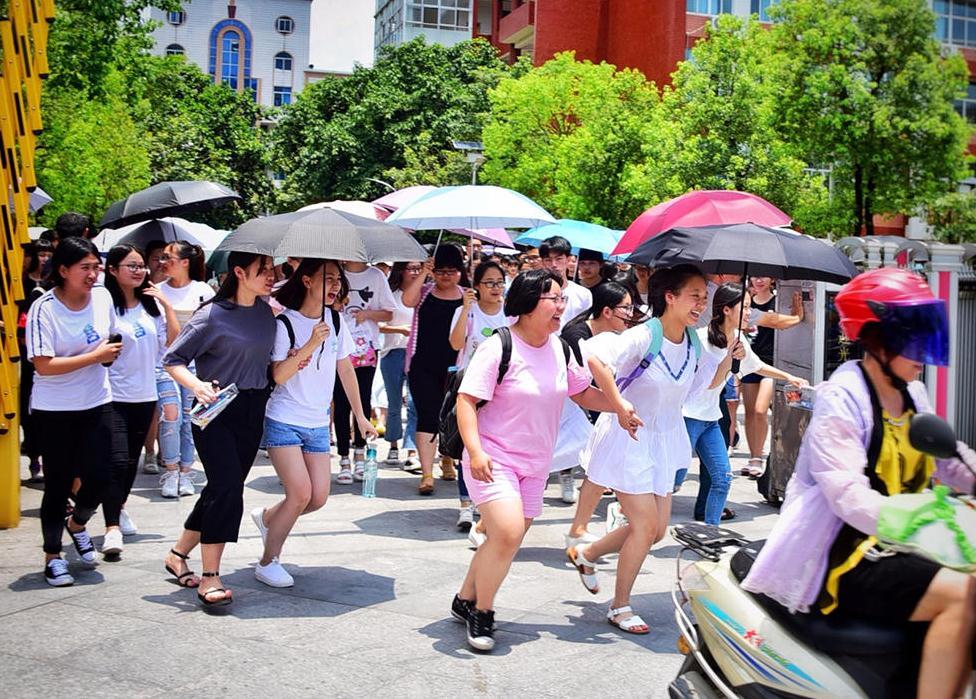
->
xmin=459 ymin=330 xmax=591 ymax=477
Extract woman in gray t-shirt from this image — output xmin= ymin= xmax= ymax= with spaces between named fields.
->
xmin=161 ymin=251 xmax=276 ymax=607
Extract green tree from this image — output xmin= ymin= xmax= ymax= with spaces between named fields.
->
xmin=482 ymin=52 xmax=659 ymax=229
xmin=928 ymin=190 xmax=976 ymax=243
xmin=273 ymin=37 xmax=508 ymax=208
xmin=769 ymin=0 xmax=972 ymax=236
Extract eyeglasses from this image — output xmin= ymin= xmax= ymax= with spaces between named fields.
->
xmin=614 ymin=304 xmax=636 ymax=314
xmin=433 ymin=268 xmax=460 ymax=276
xmin=119 ymin=264 xmax=148 ymax=273
xmin=157 ymin=254 xmax=173 ymax=263
xmin=405 ymin=265 xmax=423 ymax=273
xmin=522 ymin=254 xmax=541 ymax=262
xmin=539 ymin=294 xmax=569 ymax=305
xmin=479 ymin=280 xmax=505 ymax=289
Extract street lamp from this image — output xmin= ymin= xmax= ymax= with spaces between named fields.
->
xmin=452 ymin=140 xmax=485 ymax=185
xmin=366 ymin=177 xmax=396 ymax=193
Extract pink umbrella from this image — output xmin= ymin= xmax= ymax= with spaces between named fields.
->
xmin=448 ymin=227 xmax=514 ymax=246
xmin=298 ymin=200 xmax=389 ymax=221
xmin=612 ymin=190 xmax=791 ymax=256
xmin=372 ymin=185 xmax=437 ymax=213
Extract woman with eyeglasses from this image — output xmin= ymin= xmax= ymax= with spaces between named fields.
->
xmin=334 ymin=260 xmax=396 ymax=484
xmin=448 ymin=260 xmax=510 ymax=529
xmin=157 ymin=241 xmax=215 ymax=498
xmin=26 ymin=238 xmax=122 ymax=585
xmin=100 ymin=245 xmax=179 ymax=555
xmin=402 ymin=245 xmax=469 ymax=495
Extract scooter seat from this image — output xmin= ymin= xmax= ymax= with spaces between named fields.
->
xmin=730 ymin=542 xmax=912 ymax=656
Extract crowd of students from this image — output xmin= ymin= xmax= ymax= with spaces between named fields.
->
xmin=18 ymin=213 xmax=807 ymax=649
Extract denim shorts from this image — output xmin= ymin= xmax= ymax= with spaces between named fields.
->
xmin=263 ymin=416 xmax=331 ymax=453
xmin=722 ymin=375 xmax=738 ymax=402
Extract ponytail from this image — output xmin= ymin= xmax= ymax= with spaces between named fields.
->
xmin=169 ymin=240 xmax=206 ymax=281
xmin=708 ymin=282 xmax=745 ymax=349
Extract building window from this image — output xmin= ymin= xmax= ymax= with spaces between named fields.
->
xmin=220 ymin=29 xmax=242 ymax=89
xmin=935 ymin=1 xmax=976 ymax=47
xmin=274 ymin=51 xmax=293 ymax=71
xmin=209 ymin=19 xmax=256 ymax=99
xmin=165 ymin=43 xmax=185 ymax=56
xmin=955 ymin=82 xmax=976 ymax=122
xmin=273 ymin=86 xmax=292 ymax=106
xmin=750 ymin=0 xmax=779 ymax=22
xmin=275 ymin=16 xmax=295 ymax=34
xmin=686 ymin=0 xmax=732 ymax=15
xmin=168 ymin=9 xmax=186 ymax=26
xmin=405 ymin=0 xmax=472 ymax=31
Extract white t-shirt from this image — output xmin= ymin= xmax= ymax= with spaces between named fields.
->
xmin=265 ymin=309 xmax=355 ymax=428
xmin=158 ymin=280 xmax=215 ymax=326
xmin=342 ymin=266 xmax=397 ymax=365
xmin=682 ymin=328 xmax=763 ymax=422
xmin=26 ymin=286 xmax=118 ymax=411
xmin=450 ymin=303 xmax=510 ymax=369
xmin=109 ymin=302 xmax=167 ymax=403
xmin=562 ymin=280 xmax=592 ymax=329
xmin=380 ymin=288 xmax=412 ymax=355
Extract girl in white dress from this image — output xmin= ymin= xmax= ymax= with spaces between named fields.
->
xmin=568 ymin=264 xmax=741 ymax=634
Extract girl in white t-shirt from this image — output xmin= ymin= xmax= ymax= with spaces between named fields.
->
xmin=449 ymin=260 xmax=510 ymax=371
xmin=25 ymin=238 xmax=122 ymax=587
xmin=250 ymin=259 xmax=378 ymax=588
xmin=157 ymin=241 xmax=215 ymax=498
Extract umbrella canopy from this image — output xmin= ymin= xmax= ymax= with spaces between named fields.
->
xmin=613 ymin=190 xmax=792 ymax=256
xmin=515 ymin=219 xmax=623 ymax=256
xmin=216 ymin=207 xmax=427 ymax=263
xmin=92 ymin=217 xmax=229 ymax=253
xmin=627 ymin=223 xmax=857 ymax=285
xmin=447 ymin=227 xmax=514 ymax=246
xmin=298 ymin=199 xmax=389 ymax=221
xmin=372 ymin=185 xmax=437 ymax=212
xmin=28 ymin=226 xmax=46 ymax=240
xmin=385 ymin=185 xmax=555 ymax=230
xmin=8 ymin=185 xmax=52 ymax=214
xmin=99 ymin=180 xmax=241 ymax=229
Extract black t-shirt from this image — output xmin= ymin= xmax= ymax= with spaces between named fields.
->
xmin=750 ymin=294 xmax=776 ymax=364
xmin=413 ymin=293 xmax=463 ymax=373
xmin=560 ymin=319 xmax=598 ymax=423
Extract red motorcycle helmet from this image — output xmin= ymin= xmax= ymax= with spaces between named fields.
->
xmin=835 ymin=268 xmax=949 ymax=366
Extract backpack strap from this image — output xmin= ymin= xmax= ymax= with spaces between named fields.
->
xmin=560 ymin=337 xmax=571 ymax=366
xmin=616 ymin=317 xmax=665 ymax=392
xmin=330 ymin=307 xmax=341 ymax=334
xmin=276 ymin=313 xmax=296 ymax=350
xmin=495 ymin=326 xmax=512 ymax=385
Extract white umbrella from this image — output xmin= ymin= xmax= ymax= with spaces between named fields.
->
xmin=28 ymin=226 xmax=47 ymax=240
xmin=93 ymin=217 xmax=229 ymax=254
xmin=298 ymin=200 xmax=388 ymax=221
xmin=385 ymin=185 xmax=556 ymax=231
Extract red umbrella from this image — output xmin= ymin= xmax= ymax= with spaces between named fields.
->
xmin=612 ymin=190 xmax=791 ymax=256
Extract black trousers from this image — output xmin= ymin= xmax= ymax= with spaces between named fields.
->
xmin=19 ymin=358 xmax=40 ymax=460
xmin=408 ymin=363 xmax=449 ymax=434
xmin=103 ymin=400 xmax=156 ymax=527
xmin=332 ymin=365 xmax=375 ymax=456
xmin=34 ymin=405 xmax=112 ymax=554
xmin=184 ymin=389 xmax=268 ymax=544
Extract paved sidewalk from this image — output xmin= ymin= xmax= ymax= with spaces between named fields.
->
xmin=0 ymin=443 xmax=779 ymax=698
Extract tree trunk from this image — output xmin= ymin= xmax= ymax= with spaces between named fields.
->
xmin=864 ymin=173 xmax=875 ymax=238
xmin=853 ymin=164 xmax=864 ymax=236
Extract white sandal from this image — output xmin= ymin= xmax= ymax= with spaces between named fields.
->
xmin=567 ymin=545 xmax=600 ymax=595
xmin=742 ymin=457 xmax=765 ymax=479
xmin=336 ymin=468 xmax=353 ymax=485
xmin=607 ymin=605 xmax=649 ymax=635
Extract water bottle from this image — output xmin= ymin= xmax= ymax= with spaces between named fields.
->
xmin=362 ymin=445 xmax=378 ymax=498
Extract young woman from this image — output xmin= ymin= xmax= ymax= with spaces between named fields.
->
xmin=157 ymin=241 xmax=215 ymax=497
xmin=742 ymin=268 xmax=975 ymax=699
xmin=568 ymin=265 xmax=732 ymax=634
xmin=452 ymin=269 xmax=640 ymax=651
xmin=561 ymin=282 xmax=635 ymax=547
xmin=251 ymin=259 xmax=377 ymax=588
xmin=678 ymin=283 xmax=807 ymax=524
xmin=18 ymin=239 xmax=53 ymax=482
xmin=101 ymin=245 xmax=179 ymax=554
xmin=161 ymin=252 xmax=276 ymax=606
xmin=402 ymin=245 xmax=468 ymax=495
xmin=378 ymin=262 xmax=420 ymax=467
xmin=139 ymin=239 xmax=172 ymax=475
xmin=334 ymin=261 xmax=395 ymax=483
xmin=624 ymin=263 xmax=652 ymax=315
xmin=26 ymin=237 xmax=121 ymax=586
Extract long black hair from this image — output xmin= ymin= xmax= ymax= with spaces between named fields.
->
xmin=504 ymin=269 xmax=562 ymax=317
xmin=205 ymin=251 xmax=271 ymax=307
xmin=708 ymin=282 xmax=744 ymax=349
xmin=25 ymin=239 xmax=53 ymax=275
xmin=167 ymin=240 xmax=207 ymax=281
xmin=472 ymin=260 xmax=505 ymax=299
xmin=104 ymin=244 xmax=160 ymax=317
xmin=274 ymin=258 xmax=348 ymax=311
xmin=648 ymin=263 xmax=705 ymax=318
xmin=46 ymin=237 xmax=100 ymax=289
xmin=388 ymin=261 xmax=412 ymax=293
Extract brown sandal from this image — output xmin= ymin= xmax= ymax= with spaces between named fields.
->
xmin=418 ymin=476 xmax=435 ymax=496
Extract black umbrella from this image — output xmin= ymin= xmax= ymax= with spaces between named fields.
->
xmin=99 ymin=181 xmax=241 ymax=229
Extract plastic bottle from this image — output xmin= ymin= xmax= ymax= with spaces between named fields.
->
xmin=362 ymin=445 xmax=378 ymax=498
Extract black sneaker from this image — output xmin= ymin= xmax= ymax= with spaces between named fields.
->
xmin=64 ymin=517 xmax=96 ymax=565
xmin=451 ymin=594 xmax=473 ymax=623
xmin=466 ymin=608 xmax=495 ymax=651
xmin=44 ymin=558 xmax=74 ymax=587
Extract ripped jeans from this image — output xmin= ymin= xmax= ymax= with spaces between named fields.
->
xmin=156 ymin=368 xmax=195 ymax=469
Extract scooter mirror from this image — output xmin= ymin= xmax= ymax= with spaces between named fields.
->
xmin=908 ymin=413 xmax=959 ymax=460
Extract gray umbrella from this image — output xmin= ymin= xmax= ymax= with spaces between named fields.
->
xmin=216 ymin=207 xmax=427 ymax=263
xmin=100 ymin=181 xmax=241 ymax=229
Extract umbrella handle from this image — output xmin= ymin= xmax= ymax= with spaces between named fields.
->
xmin=316 ymin=260 xmax=327 ymax=371
xmin=731 ymin=266 xmax=748 ymax=375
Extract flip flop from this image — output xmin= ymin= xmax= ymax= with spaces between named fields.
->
xmin=164 ymin=548 xmax=200 ymax=588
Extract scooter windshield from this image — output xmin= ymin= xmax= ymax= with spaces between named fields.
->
xmin=879 ymin=300 xmax=950 ymax=367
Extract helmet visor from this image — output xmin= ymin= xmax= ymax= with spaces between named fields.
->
xmin=879 ymin=300 xmax=950 ymax=366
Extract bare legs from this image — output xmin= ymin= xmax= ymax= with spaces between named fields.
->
xmin=459 ymin=498 xmax=531 ymax=611
xmin=568 ymin=478 xmax=604 ymax=539
xmin=415 ymin=431 xmax=437 ymax=490
xmin=910 ymin=570 xmax=976 ymax=699
xmin=259 ymin=447 xmax=331 ymax=566
xmin=741 ymin=378 xmax=774 ymax=462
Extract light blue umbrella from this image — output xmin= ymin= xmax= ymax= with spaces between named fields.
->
xmin=514 ymin=219 xmax=623 ymax=257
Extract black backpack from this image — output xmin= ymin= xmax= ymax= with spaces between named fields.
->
xmin=437 ymin=326 xmax=571 ymax=459
xmin=268 ymin=309 xmax=342 ymax=388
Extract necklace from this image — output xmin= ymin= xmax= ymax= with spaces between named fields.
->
xmin=658 ymin=335 xmax=692 ymax=381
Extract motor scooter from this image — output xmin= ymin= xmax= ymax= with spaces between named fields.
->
xmin=668 ymin=414 xmax=976 ymax=699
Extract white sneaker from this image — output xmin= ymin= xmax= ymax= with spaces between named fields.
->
xmin=251 ymin=507 xmax=268 ymax=545
xmin=254 ymin=557 xmax=294 ymax=588
xmin=385 ymin=447 xmax=400 ymax=465
xmin=456 ymin=505 xmax=475 ymax=532
xmin=160 ymin=470 xmax=179 ymax=498
xmin=118 ymin=509 xmax=137 ymax=536
xmin=178 ymin=472 xmax=195 ymax=497
xmin=45 ymin=558 xmax=74 ymax=587
xmin=564 ymin=530 xmax=599 ymax=549
xmin=559 ymin=471 xmax=577 ymax=504
xmin=101 ymin=528 xmax=123 ymax=556
xmin=141 ymin=450 xmax=159 ymax=474
xmin=467 ymin=527 xmax=487 ymax=549
xmin=606 ymin=501 xmax=629 ymax=533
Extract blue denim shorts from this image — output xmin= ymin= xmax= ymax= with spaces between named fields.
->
xmin=263 ymin=416 xmax=331 ymax=453
xmin=722 ymin=375 xmax=738 ymax=402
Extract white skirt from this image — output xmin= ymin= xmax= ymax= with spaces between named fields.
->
xmin=548 ymin=398 xmax=593 ymax=473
